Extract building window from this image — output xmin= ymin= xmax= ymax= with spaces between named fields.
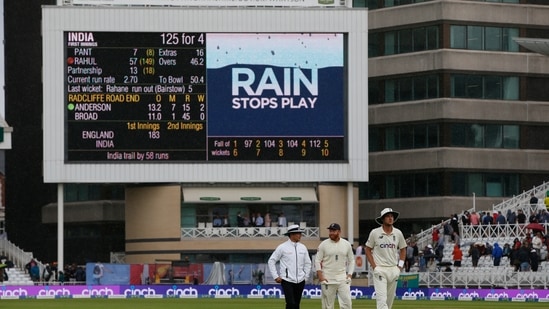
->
xmin=353 ymin=0 xmax=368 ymax=8
xmin=451 ymin=173 xmax=519 ymax=197
xmin=181 ymin=203 xmax=318 ymax=228
xmin=450 ymin=123 xmax=519 ymax=148
xmin=451 ymin=75 xmax=518 ymax=100
xmin=450 ymin=25 xmax=519 ymax=52
xmin=64 ymin=184 xmax=125 ymax=202
xmin=384 ymin=74 xmax=440 ymax=103
xmin=369 ymin=127 xmax=380 ymax=152
xmin=480 ymin=0 xmax=519 ymax=3
xmin=383 ymin=26 xmax=439 ymax=56
xmin=361 ymin=172 xmax=520 ymax=199
xmin=386 ymin=173 xmax=441 ymax=198
xmin=383 ymin=0 xmax=430 ymax=8
xmin=368 ymin=33 xmax=379 ymax=58
xmin=525 ymin=77 xmax=549 ymax=102
xmin=385 ymin=124 xmax=440 ymax=151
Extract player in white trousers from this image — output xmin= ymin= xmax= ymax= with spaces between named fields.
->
xmin=365 ymin=208 xmax=407 ymax=309
xmin=315 ymin=223 xmax=355 ymax=309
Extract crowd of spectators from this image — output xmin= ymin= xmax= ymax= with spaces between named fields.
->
xmin=407 ymin=206 xmax=549 ymax=273
xmin=460 ymin=208 xmax=549 ymax=226
xmin=25 ymin=260 xmax=86 ymax=284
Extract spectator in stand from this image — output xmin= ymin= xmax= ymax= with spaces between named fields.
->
xmin=502 ymin=243 xmax=511 ymax=258
xmin=535 ymin=210 xmax=543 ymax=223
xmin=418 ymin=251 xmax=426 ymax=272
xmin=496 ymin=211 xmax=506 ymax=224
xmin=423 ymin=244 xmax=434 ymax=258
xmin=243 ymin=215 xmax=251 ymax=227
xmin=530 ymin=193 xmax=539 ymax=207
xmin=432 ymin=226 xmax=440 ymax=248
xmin=469 ymin=244 xmax=480 ymax=267
xmin=517 ymin=209 xmax=527 ymax=224
xmin=277 ymin=212 xmax=287 ymax=227
xmin=484 ymin=242 xmax=493 ymax=256
xmin=450 ymin=214 xmax=459 ymax=241
xmin=443 ymin=221 xmax=453 ymax=243
xmin=75 ymin=266 xmax=86 ymax=282
xmin=42 ymin=263 xmax=53 ymax=283
xmin=507 ymin=209 xmax=516 ymax=224
xmin=412 ymin=241 xmax=419 ymax=266
xmin=528 ymin=212 xmax=538 ymax=223
xmin=530 ymin=249 xmax=539 ymax=272
xmin=435 ymin=233 xmax=445 ymax=263
xmin=510 ymin=247 xmax=520 ymax=271
xmin=213 ymin=214 xmax=223 ymax=227
xmin=452 ymin=244 xmax=463 ymax=268
xmin=531 ymin=231 xmax=543 ymax=258
xmin=524 ymin=234 xmax=532 ymax=248
xmin=492 ymin=211 xmax=498 ymax=224
xmin=469 ymin=211 xmax=480 ymax=225
xmin=255 ymin=212 xmax=264 ymax=227
xmin=58 ymin=271 xmax=65 ymax=285
xmin=237 ymin=212 xmax=245 ymax=227
xmin=512 ymin=238 xmax=521 ymax=250
xmin=423 ymin=245 xmax=436 ymax=271
xmin=492 ymin=243 xmax=503 ymax=266
xmin=27 ymin=260 xmax=40 ymax=282
xmin=461 ymin=211 xmax=470 ymax=225
xmin=264 ymin=212 xmax=271 ymax=227
xmin=517 ymin=243 xmax=531 ymax=271
xmin=482 ymin=212 xmax=492 ymax=225
xmin=530 ymin=192 xmax=538 ymax=206
xmin=452 ymin=231 xmax=460 ymax=246
xmin=479 ymin=211 xmax=486 ymax=224
xmin=404 ymin=244 xmax=414 ymax=272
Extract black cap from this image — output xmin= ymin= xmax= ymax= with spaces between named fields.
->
xmin=327 ymin=223 xmax=341 ymax=230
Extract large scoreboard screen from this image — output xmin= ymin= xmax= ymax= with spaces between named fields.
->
xmin=65 ymin=32 xmax=345 ymax=162
xmin=44 ymin=7 xmax=368 ymax=183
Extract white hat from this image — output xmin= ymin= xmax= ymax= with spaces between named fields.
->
xmin=375 ymin=208 xmax=400 ymax=225
xmin=284 ymin=224 xmax=305 ymax=236
xmin=427 ymin=244 xmax=433 ymax=249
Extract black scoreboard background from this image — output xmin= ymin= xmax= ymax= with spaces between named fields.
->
xmin=65 ymin=31 xmax=346 ymax=162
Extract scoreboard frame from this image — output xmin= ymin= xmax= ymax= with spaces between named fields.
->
xmin=64 ymin=31 xmax=346 ymax=162
xmin=43 ymin=7 xmax=369 ymax=183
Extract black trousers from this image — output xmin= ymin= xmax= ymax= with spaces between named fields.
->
xmin=281 ymin=279 xmax=306 ymax=309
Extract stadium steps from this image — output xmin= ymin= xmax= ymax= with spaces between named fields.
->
xmin=3 ymin=267 xmax=34 ymax=285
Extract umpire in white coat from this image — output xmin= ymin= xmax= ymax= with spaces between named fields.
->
xmin=268 ymin=224 xmax=312 ymax=309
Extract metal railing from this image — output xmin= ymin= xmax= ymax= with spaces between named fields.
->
xmin=461 ymin=222 xmax=548 ymax=242
xmin=181 ymin=226 xmax=319 ymax=238
xmin=493 ymin=181 xmax=549 ymax=219
xmin=418 ymin=268 xmax=549 ymax=289
xmin=401 ymin=182 xmax=549 ymax=288
xmin=412 ymin=181 xmax=549 ymax=252
xmin=0 ymin=238 xmax=44 ymax=271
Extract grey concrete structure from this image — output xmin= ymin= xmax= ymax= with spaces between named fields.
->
xmin=362 ymin=1 xmax=549 ymax=229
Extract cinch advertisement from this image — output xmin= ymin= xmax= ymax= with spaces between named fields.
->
xmin=2 ymin=285 xmax=549 ymax=301
xmin=207 ymin=33 xmax=345 ymax=137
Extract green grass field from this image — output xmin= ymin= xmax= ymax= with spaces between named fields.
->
xmin=1 ymin=298 xmax=548 ymax=309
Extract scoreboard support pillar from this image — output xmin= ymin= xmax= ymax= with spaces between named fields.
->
xmin=57 ymin=183 xmax=65 ymax=274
